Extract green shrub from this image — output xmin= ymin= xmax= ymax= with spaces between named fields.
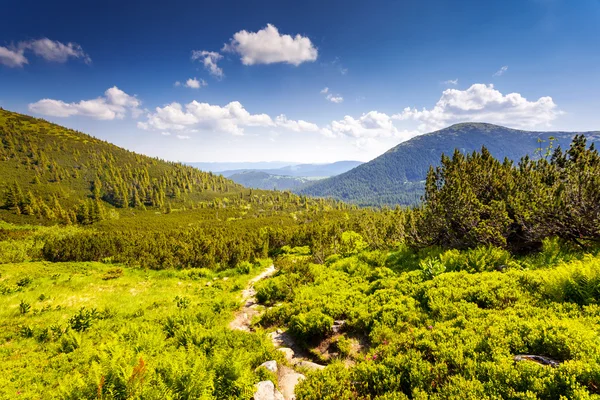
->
xmin=236 ymin=261 xmax=252 ymax=274
xmin=68 ymin=307 xmax=97 ymax=332
xmin=289 ymin=310 xmax=333 ymax=343
xmin=19 ymin=299 xmax=31 ymax=314
xmin=101 ymin=267 xmax=123 ymax=280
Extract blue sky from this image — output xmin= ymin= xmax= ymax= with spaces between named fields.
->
xmin=1 ymin=0 xmax=599 ymax=163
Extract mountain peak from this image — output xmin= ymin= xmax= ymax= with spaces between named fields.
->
xmin=298 ymin=124 xmax=600 ymax=206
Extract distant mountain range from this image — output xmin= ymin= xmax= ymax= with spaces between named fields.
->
xmin=226 ymin=171 xmax=320 ymax=191
xmin=296 ymin=123 xmax=600 ymax=206
xmin=220 ymin=161 xmax=363 ymax=178
xmin=188 ymin=160 xmax=363 ymax=191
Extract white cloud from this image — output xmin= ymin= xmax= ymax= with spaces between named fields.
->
xmin=493 ymin=66 xmax=508 ymax=77
xmin=326 ymin=93 xmax=344 ymax=103
xmin=24 ymin=38 xmax=91 ymax=64
xmin=176 ymin=135 xmax=191 ymax=140
xmin=443 ymin=79 xmax=458 ymax=85
xmin=174 ymin=81 xmax=181 ymax=87
xmin=223 ymin=24 xmax=318 ymax=66
xmin=328 ymin=111 xmax=402 ymax=139
xmin=0 ymin=38 xmax=90 ymax=68
xmin=161 ymin=131 xmax=171 ymax=136
xmin=185 ymin=77 xmax=207 ymax=89
xmin=191 ymin=50 xmax=224 ymax=79
xmin=29 ymin=86 xmax=141 ymax=120
xmin=275 ymin=114 xmax=319 ymax=132
xmin=0 ymin=46 xmax=27 ymax=67
xmin=393 ymin=83 xmax=562 ymax=131
xmin=139 ymin=101 xmax=274 ymax=136
xmin=320 ymin=87 xmax=343 ymax=103
xmin=138 ymin=100 xmax=322 ymax=136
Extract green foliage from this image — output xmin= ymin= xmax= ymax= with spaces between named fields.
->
xmin=68 ymin=307 xmax=97 ymax=332
xmin=289 ymin=309 xmax=334 ymax=343
xmin=101 ymin=267 xmax=123 ymax=280
xmin=410 ymin=136 xmax=600 ymax=251
xmin=0 ymin=261 xmax=282 ymax=399
xmin=266 ymin=248 xmax=600 ymax=399
xmin=19 ymin=299 xmax=31 ymax=314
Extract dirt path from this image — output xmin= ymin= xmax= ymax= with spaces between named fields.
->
xmin=229 ymin=264 xmax=276 ymax=331
xmin=230 ymin=264 xmax=325 ymax=400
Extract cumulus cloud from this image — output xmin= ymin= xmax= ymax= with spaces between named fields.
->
xmin=393 ymin=83 xmax=562 ymax=131
xmin=174 ymin=81 xmax=181 ymax=87
xmin=29 ymin=87 xmax=141 ymax=120
xmin=327 ymin=111 xmax=403 ymax=139
xmin=191 ymin=50 xmax=224 ymax=79
xmin=176 ymin=135 xmax=191 ymax=140
xmin=320 ymin=87 xmax=329 ymax=94
xmin=443 ymin=79 xmax=458 ymax=85
xmin=275 ymin=114 xmax=319 ymax=132
xmin=185 ymin=77 xmax=207 ymax=89
xmin=0 ymin=38 xmax=90 ymax=68
xmin=223 ymin=24 xmax=318 ymax=66
xmin=493 ymin=66 xmax=508 ymax=77
xmin=138 ymin=100 xmax=322 ymax=136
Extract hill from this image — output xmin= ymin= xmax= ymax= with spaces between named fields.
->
xmin=227 ymin=170 xmax=318 ymax=191
xmin=0 ymin=109 xmax=251 ymax=224
xmin=219 ymin=161 xmax=363 ymax=178
xmin=297 ymin=123 xmax=600 ymax=206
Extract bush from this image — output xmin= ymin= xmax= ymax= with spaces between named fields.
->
xmin=68 ymin=307 xmax=97 ymax=332
xmin=236 ymin=261 xmax=252 ymax=275
xmin=101 ymin=267 xmax=123 ymax=280
xmin=289 ymin=310 xmax=333 ymax=343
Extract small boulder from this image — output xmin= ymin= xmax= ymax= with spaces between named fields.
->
xmin=277 ymin=347 xmax=295 ymax=361
xmin=295 ymin=360 xmax=325 ymax=371
xmin=254 ymin=380 xmax=284 ymax=400
xmin=332 ymin=320 xmax=346 ymax=334
xmin=258 ymin=360 xmax=278 ymax=373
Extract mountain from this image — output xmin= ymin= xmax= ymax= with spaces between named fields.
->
xmin=227 ymin=171 xmax=317 ymax=191
xmin=0 ymin=109 xmax=245 ymax=223
xmin=218 ymin=161 xmax=363 ymax=191
xmin=186 ymin=161 xmax=292 ymax=172
xmin=218 ymin=160 xmax=363 ymax=178
xmin=297 ymin=123 xmax=600 ymax=206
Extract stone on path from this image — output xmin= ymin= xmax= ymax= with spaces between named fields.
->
xmin=254 ymin=380 xmax=284 ymax=400
xmin=278 ymin=366 xmax=306 ymax=400
xmin=277 ymin=347 xmax=295 ymax=361
xmin=295 ymin=360 xmax=325 ymax=371
xmin=258 ymin=360 xmax=278 ymax=373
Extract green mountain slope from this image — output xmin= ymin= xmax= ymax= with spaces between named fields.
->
xmin=0 ymin=109 xmax=244 ymax=223
xmin=227 ymin=170 xmax=319 ymax=191
xmin=297 ymin=123 xmax=600 ymax=206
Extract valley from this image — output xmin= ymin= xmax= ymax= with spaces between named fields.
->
xmin=1 ymin=109 xmax=600 ymax=398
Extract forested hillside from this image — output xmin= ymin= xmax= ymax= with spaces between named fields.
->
xmin=298 ymin=123 xmax=600 ymax=206
xmin=227 ymin=171 xmax=317 ymax=191
xmin=0 ymin=109 xmax=248 ymax=224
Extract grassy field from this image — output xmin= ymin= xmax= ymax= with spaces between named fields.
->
xmin=0 ymin=259 xmax=281 ymax=399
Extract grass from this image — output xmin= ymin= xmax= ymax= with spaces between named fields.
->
xmin=0 ymin=260 xmax=280 ymax=399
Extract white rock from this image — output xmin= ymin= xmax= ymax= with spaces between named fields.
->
xmin=277 ymin=347 xmax=295 ymax=361
xmin=295 ymin=360 xmax=325 ymax=371
xmin=254 ymin=380 xmax=284 ymax=400
xmin=258 ymin=360 xmax=278 ymax=373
